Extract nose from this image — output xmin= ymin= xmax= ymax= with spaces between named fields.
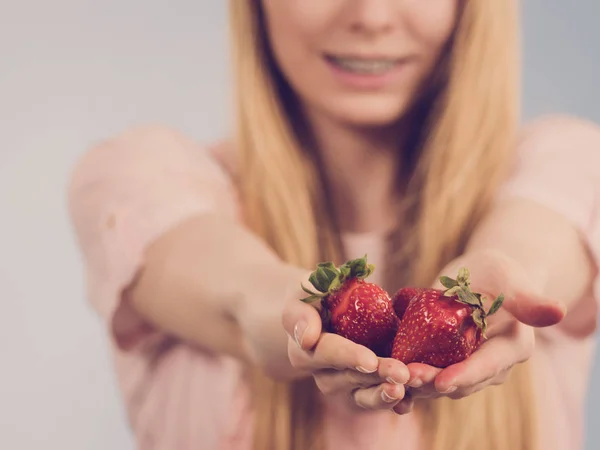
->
xmin=348 ymin=0 xmax=398 ymax=35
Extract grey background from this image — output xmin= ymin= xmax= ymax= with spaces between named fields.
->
xmin=0 ymin=1 xmax=598 ymax=449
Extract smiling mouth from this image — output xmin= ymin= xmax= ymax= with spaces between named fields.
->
xmin=325 ymin=55 xmax=403 ymax=75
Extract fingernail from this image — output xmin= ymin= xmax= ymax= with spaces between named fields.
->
xmin=293 ymin=321 xmax=308 ymax=348
xmin=439 ymin=385 xmax=457 ymax=394
xmin=408 ymin=378 xmax=423 ymax=388
xmin=356 ymin=365 xmax=377 ymax=374
xmin=381 ymin=389 xmax=398 ymax=403
xmin=386 ymin=377 xmax=401 ymax=385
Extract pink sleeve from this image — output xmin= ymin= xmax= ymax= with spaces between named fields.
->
xmin=496 ymin=116 xmax=600 ymax=449
xmin=67 ymin=125 xmax=239 ymax=350
xmin=498 ymin=115 xmax=600 ymax=333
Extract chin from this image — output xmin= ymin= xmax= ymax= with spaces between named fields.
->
xmin=325 ymin=96 xmax=411 ymax=128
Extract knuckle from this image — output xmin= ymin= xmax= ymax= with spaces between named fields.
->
xmin=321 ymin=352 xmax=343 ymax=370
xmin=319 ymin=337 xmax=343 ymax=367
xmin=327 ymin=341 xmax=358 ymax=370
xmin=491 ymin=371 xmax=509 ymax=386
xmin=351 ymin=390 xmax=370 ymax=409
xmin=343 ymin=369 xmax=362 ymax=386
xmin=287 ymin=345 xmax=306 ymax=369
xmin=314 ymin=374 xmax=336 ymax=395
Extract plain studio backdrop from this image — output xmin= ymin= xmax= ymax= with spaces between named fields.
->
xmin=0 ymin=1 xmax=598 ymax=449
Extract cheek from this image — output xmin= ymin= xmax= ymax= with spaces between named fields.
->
xmin=405 ymin=0 xmax=459 ymax=58
xmin=261 ymin=1 xmax=334 ymax=60
xmin=261 ymin=2 xmax=326 ymax=81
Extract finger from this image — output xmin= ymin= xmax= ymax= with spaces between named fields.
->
xmin=407 ymin=364 xmax=442 ymax=399
xmin=475 ymin=269 xmax=566 ymax=327
xmin=484 ymin=314 xmax=517 ymax=338
xmin=439 ymin=251 xmax=566 ymax=328
xmin=314 ymin=369 xmax=381 ymax=396
xmin=500 ymin=289 xmax=565 ymax=328
xmin=313 ymin=358 xmax=410 ymax=396
xmin=405 ymin=323 xmax=532 ymax=398
xmin=406 ymin=363 xmax=442 ymax=389
xmin=445 ymin=369 xmax=510 ymax=400
xmin=287 ymin=332 xmax=378 ymax=373
xmin=393 ymin=391 xmax=414 ymax=415
xmin=433 ymin=323 xmax=533 ymax=394
xmin=353 ymin=383 xmax=406 ymax=410
xmin=378 ymin=358 xmax=411 ymax=385
xmin=282 ymin=298 xmax=323 ymax=350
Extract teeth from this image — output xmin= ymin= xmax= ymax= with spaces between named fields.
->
xmin=330 ymin=57 xmax=398 ymax=74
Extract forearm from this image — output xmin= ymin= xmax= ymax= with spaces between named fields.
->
xmin=127 ymin=214 xmax=306 ymax=370
xmin=464 ymin=197 xmax=594 ymax=307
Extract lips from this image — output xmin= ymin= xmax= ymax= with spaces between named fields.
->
xmin=325 ymin=55 xmax=402 ymax=75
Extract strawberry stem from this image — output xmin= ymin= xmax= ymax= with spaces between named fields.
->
xmin=341 ymin=254 xmax=375 ymax=279
xmin=300 ymin=255 xmax=375 ymax=303
xmin=439 ymin=267 xmax=505 ymax=339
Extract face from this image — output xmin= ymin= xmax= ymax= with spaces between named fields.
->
xmin=261 ymin=0 xmax=459 ymax=128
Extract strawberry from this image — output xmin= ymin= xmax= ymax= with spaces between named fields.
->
xmin=392 ymin=287 xmax=425 ymax=320
xmin=301 ymin=255 xmax=399 ymax=356
xmin=391 ymin=268 xmax=504 ymax=368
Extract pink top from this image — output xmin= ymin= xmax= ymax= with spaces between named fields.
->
xmin=68 ymin=115 xmax=600 ymax=450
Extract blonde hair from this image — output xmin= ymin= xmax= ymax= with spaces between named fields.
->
xmin=228 ymin=1 xmax=537 ymax=449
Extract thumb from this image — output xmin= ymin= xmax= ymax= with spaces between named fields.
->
xmin=499 ymin=288 xmax=566 ymax=328
xmin=281 ymin=296 xmax=323 ymax=350
xmin=440 ymin=251 xmax=567 ymax=328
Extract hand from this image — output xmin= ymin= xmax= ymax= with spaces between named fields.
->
xmin=403 ymin=250 xmax=566 ymax=400
xmin=282 ymin=299 xmax=414 ymax=414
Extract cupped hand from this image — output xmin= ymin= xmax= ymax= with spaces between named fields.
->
xmin=403 ymin=250 xmax=566 ymax=400
xmin=282 ymin=299 xmax=414 ymax=413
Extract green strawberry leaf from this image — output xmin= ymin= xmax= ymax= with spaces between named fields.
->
xmin=308 ymin=261 xmax=340 ymax=293
xmin=303 ymin=255 xmax=375 ymax=303
xmin=474 ymin=292 xmax=484 ymax=307
xmin=339 ymin=264 xmax=351 ymax=280
xmin=456 ymin=267 xmax=471 ymax=286
xmin=456 ymin=288 xmax=482 ymax=307
xmin=329 ymin=276 xmax=342 ymax=291
xmin=316 ymin=266 xmax=336 ymax=289
xmin=443 ymin=286 xmax=462 ymax=297
xmin=472 ymin=308 xmax=484 ymax=327
xmin=440 ymin=276 xmax=459 ymax=289
xmin=487 ymin=293 xmax=505 ymax=316
xmin=317 ymin=261 xmax=337 ymax=271
xmin=300 ymin=294 xmax=321 ymax=304
xmin=340 ymin=254 xmax=375 ymax=279
xmin=300 ymin=284 xmax=324 ymax=303
xmin=472 ymin=308 xmax=488 ymax=338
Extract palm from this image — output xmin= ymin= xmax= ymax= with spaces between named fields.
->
xmin=402 ymin=250 xmax=565 ymax=399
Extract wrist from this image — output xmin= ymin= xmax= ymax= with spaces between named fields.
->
xmin=233 ymin=261 xmax=311 ymax=380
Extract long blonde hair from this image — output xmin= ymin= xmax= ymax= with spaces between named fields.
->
xmin=228 ymin=1 xmax=537 ymax=449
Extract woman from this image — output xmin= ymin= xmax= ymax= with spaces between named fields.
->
xmin=68 ymin=1 xmax=599 ymax=449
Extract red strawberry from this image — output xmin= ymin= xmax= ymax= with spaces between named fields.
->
xmin=391 ymin=268 xmax=504 ymax=368
xmin=301 ymin=255 xmax=399 ymax=356
xmin=392 ymin=287 xmax=425 ymax=320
